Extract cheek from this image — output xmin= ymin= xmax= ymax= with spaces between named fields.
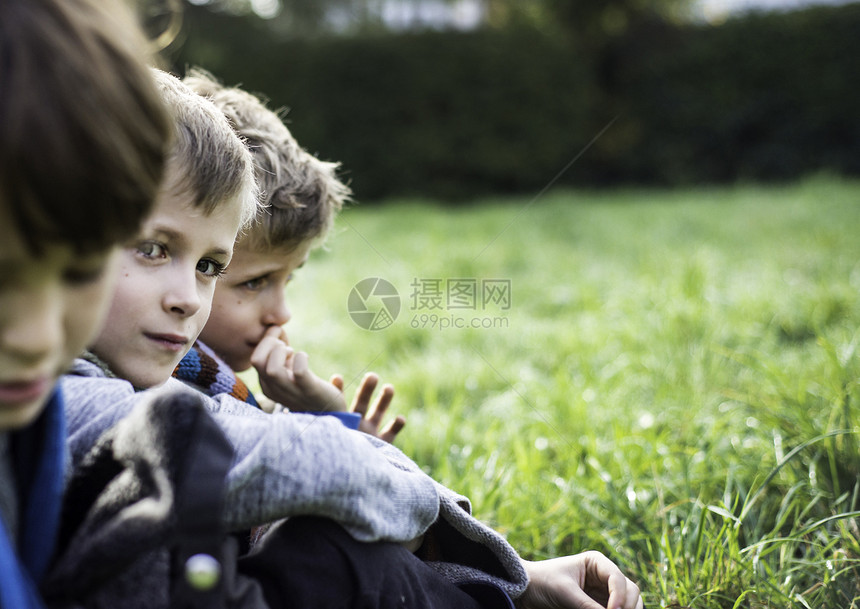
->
xmin=108 ymin=259 xmax=148 ymax=313
xmin=192 ymin=283 xmax=218 ymax=331
xmin=209 ymin=293 xmax=252 ymax=330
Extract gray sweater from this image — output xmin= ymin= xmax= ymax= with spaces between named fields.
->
xmin=62 ymin=358 xmax=530 ymax=598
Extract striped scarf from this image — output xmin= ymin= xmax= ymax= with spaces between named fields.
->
xmin=173 ymin=341 xmax=259 ymax=407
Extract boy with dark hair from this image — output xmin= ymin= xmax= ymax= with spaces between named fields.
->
xmin=0 ymin=0 xmax=170 ymax=606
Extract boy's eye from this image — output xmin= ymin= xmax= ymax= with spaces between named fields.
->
xmin=137 ymin=241 xmax=166 ymax=259
xmin=241 ymin=277 xmax=267 ymax=291
xmin=197 ymin=258 xmax=226 ymax=278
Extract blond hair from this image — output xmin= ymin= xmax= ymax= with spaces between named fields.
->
xmin=183 ymin=68 xmax=350 ymax=252
xmin=151 ymin=68 xmax=261 ymax=230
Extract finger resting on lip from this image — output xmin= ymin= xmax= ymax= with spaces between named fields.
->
xmin=264 ymin=325 xmax=282 ymax=339
xmin=249 ymin=341 xmax=271 ymax=369
xmin=264 ymin=343 xmax=291 ymax=376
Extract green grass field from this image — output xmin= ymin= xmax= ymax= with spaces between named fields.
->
xmin=255 ymin=175 xmax=860 ymax=608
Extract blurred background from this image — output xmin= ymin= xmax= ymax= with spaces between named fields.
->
xmin=147 ymin=0 xmax=858 ymax=202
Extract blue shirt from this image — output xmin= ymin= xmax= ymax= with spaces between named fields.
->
xmin=0 ymin=387 xmax=65 ymax=609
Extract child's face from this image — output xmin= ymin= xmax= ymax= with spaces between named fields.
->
xmin=90 ymin=188 xmax=244 ymax=388
xmin=0 ymin=200 xmax=121 ymax=430
xmin=199 ymin=240 xmax=313 ymax=372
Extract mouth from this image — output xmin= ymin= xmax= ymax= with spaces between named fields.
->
xmin=0 ymin=376 xmax=51 ymax=406
xmin=145 ymin=332 xmax=190 ymax=352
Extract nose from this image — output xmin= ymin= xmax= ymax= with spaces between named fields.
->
xmin=162 ymin=265 xmax=202 ymax=318
xmin=262 ymin=290 xmax=291 ymax=327
xmin=1 ymin=283 xmax=62 ymax=366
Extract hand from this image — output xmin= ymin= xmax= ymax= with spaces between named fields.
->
xmin=331 ymin=372 xmax=405 ymax=443
xmin=251 ymin=326 xmax=348 ymax=413
xmin=517 ymin=552 xmax=643 ymax=609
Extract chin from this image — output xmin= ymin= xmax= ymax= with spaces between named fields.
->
xmin=232 ymin=359 xmax=253 ymax=373
xmin=0 ymin=400 xmax=46 ymax=430
xmin=128 ymin=368 xmax=173 ymax=390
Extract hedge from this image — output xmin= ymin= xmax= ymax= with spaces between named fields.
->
xmin=170 ymin=3 xmax=859 ymax=201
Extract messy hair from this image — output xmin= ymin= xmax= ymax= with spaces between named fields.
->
xmin=0 ymin=0 xmax=171 ymax=254
xmin=151 ymin=68 xmax=261 ymax=230
xmin=183 ymin=68 xmax=350 ymax=252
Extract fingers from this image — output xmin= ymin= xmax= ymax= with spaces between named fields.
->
xmin=349 ymin=372 xmax=379 ymax=415
xmin=584 ymin=551 xmax=641 ymax=609
xmin=289 ymin=351 xmax=315 ymax=391
xmin=519 ymin=553 xmax=643 ymax=609
xmin=378 ymin=415 xmax=406 ymax=443
xmin=264 ymin=324 xmax=283 ymax=339
xmin=364 ymin=383 xmax=395 ymax=425
xmin=265 ymin=324 xmax=289 ymax=345
xmin=329 ymin=374 xmax=344 ymax=391
xmin=265 ymin=343 xmax=294 ymax=379
xmin=613 ymin=577 xmax=642 ymax=609
xmin=250 ymin=333 xmax=294 ymax=379
xmin=346 ymin=374 xmax=404 ymax=443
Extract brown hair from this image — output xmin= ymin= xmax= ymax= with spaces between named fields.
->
xmin=0 ymin=0 xmax=171 ymax=254
xmin=183 ymin=68 xmax=350 ymax=253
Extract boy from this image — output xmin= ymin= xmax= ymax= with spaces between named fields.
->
xmin=60 ymin=80 xmax=643 ymax=609
xmin=0 ymin=0 xmax=170 ymax=606
xmin=83 ymin=67 xmax=261 ymax=390
xmin=2 ymin=2 xmax=642 ymax=606
xmin=64 ymin=70 xmax=441 ymax=551
xmin=176 ymin=69 xmax=404 ymax=441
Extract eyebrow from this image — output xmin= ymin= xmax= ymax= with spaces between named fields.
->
xmin=149 ymin=225 xmax=231 ymax=259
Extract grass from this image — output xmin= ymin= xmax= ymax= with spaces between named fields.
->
xmin=249 ymin=174 xmax=860 ymax=608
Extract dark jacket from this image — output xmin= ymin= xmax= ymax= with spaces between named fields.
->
xmin=41 ymin=387 xmax=265 ymax=609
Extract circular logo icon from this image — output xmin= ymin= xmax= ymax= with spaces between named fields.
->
xmin=348 ymin=277 xmax=400 ymax=331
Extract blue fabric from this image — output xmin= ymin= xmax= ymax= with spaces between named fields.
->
xmin=0 ymin=521 xmax=43 ymax=609
xmin=0 ymin=387 xmax=65 ymax=609
xmin=296 ymin=410 xmax=362 ymax=430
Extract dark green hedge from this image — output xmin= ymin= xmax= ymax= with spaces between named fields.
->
xmin=170 ymin=3 xmax=859 ymax=201
xmin=612 ymin=7 xmax=860 ymax=185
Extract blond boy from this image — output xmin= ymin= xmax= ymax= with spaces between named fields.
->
xmin=176 ymin=70 xmax=405 ymax=440
xmin=85 ymin=68 xmax=260 ymax=389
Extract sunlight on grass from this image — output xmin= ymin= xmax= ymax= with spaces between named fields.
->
xmin=254 ymin=175 xmax=860 ymax=608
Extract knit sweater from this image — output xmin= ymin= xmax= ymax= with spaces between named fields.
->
xmin=63 ymin=358 xmax=530 ymax=599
